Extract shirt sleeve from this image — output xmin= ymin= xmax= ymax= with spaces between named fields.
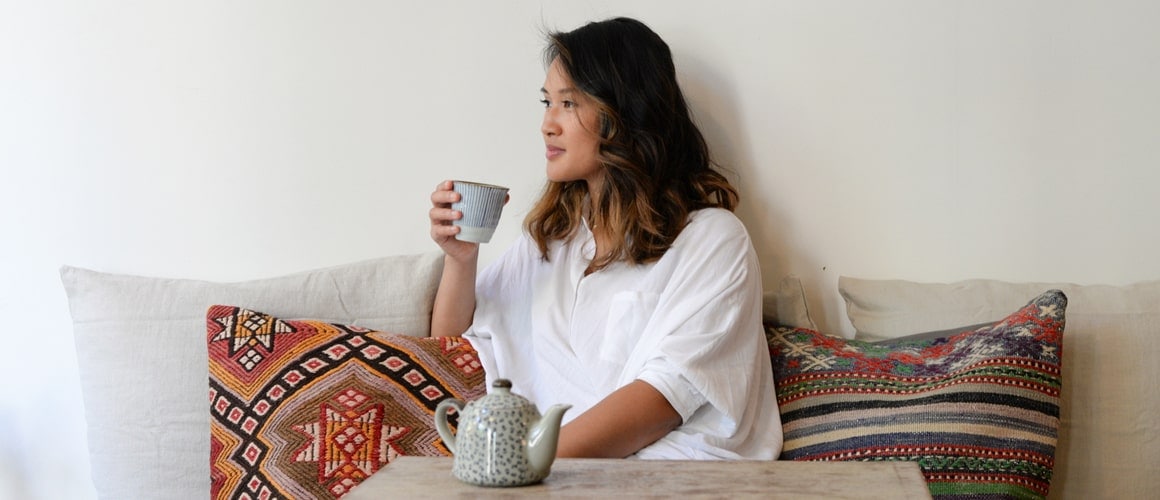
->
xmin=622 ymin=209 xmax=769 ymax=432
xmin=636 ymin=360 xmax=708 ymax=424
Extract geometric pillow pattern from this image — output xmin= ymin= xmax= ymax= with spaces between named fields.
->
xmin=767 ymin=290 xmax=1066 ymax=500
xmin=207 ymin=305 xmax=485 ymax=499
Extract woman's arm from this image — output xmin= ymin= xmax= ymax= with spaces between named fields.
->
xmin=430 ymin=253 xmax=477 ymax=337
xmin=429 ymin=180 xmax=480 ymax=337
xmin=556 ymin=379 xmax=682 ymax=458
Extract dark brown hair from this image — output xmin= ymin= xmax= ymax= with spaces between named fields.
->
xmin=524 ymin=17 xmax=738 ymax=271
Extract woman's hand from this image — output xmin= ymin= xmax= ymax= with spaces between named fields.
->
xmin=428 ymin=179 xmax=511 ymax=337
xmin=429 ymin=180 xmax=480 ymax=262
xmin=430 ymin=179 xmax=508 ymax=337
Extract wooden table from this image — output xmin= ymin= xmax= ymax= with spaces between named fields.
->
xmin=344 ymin=456 xmax=932 ymax=499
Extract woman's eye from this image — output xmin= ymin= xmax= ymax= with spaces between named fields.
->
xmin=539 ymin=99 xmax=576 ymax=109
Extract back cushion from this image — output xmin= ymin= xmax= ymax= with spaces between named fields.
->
xmin=839 ymin=276 xmax=1160 ymax=500
xmin=60 ymin=253 xmax=443 ymax=499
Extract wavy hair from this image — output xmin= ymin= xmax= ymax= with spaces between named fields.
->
xmin=524 ymin=17 xmax=738 ymax=271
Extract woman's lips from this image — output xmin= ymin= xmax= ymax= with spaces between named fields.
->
xmin=546 ymin=145 xmax=564 ymax=160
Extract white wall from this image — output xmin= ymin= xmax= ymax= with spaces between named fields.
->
xmin=2 ymin=1 xmax=1157 ymax=497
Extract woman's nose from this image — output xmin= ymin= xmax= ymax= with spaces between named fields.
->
xmin=541 ymin=109 xmax=560 ymax=137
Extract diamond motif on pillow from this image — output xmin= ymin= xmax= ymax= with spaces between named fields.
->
xmin=767 ymin=290 xmax=1066 ymax=500
xmin=289 ymin=394 xmax=406 ymax=488
xmin=359 ymin=345 xmax=385 ymax=359
xmin=208 ymin=305 xmax=486 ymax=499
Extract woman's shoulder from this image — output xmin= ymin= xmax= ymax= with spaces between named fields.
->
xmin=666 ymin=208 xmax=754 ymax=258
xmin=683 ymin=208 xmax=750 ymax=239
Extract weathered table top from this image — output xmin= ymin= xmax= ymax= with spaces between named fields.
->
xmin=344 ymin=456 xmax=932 ymax=499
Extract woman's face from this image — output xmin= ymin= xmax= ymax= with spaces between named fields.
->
xmin=541 ymin=58 xmax=604 ymax=191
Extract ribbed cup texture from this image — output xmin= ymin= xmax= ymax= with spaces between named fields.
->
xmin=452 ymin=181 xmax=508 ymax=243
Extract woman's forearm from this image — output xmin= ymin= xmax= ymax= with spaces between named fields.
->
xmin=556 ymin=379 xmax=682 ymax=458
xmin=430 ymin=253 xmax=478 ymax=337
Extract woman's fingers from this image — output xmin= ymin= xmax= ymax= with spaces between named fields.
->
xmin=430 ymin=180 xmax=463 ymax=228
xmin=429 ymin=206 xmax=461 ymax=225
xmin=430 ymin=222 xmax=460 ymax=238
xmin=429 ymin=181 xmax=464 ymax=245
xmin=431 ymin=181 xmax=461 ymax=207
xmin=427 ymin=180 xmax=481 ymax=260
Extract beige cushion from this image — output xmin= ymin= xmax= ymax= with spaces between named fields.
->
xmin=60 ymin=253 xmax=443 ymax=500
xmin=762 ymin=274 xmax=817 ymax=330
xmin=839 ymin=276 xmax=1160 ymax=500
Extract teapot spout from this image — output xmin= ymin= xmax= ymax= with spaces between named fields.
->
xmin=527 ymin=404 xmax=571 ymax=475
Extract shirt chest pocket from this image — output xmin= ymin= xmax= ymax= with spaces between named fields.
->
xmin=599 ymin=291 xmax=661 ymax=365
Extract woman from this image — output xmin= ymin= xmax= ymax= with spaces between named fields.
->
xmin=428 ymin=17 xmax=781 ymax=460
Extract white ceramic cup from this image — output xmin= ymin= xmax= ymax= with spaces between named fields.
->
xmin=452 ymin=181 xmax=509 ymax=243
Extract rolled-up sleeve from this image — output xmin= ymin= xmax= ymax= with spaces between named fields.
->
xmin=637 ymin=359 xmax=709 ymax=424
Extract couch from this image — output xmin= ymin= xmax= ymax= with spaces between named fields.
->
xmin=60 ymin=252 xmax=1158 ymax=499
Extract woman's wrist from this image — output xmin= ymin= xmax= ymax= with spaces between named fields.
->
xmin=443 ymin=248 xmax=479 ymax=269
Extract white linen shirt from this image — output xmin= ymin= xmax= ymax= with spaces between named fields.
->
xmin=464 ymin=208 xmax=782 ymax=459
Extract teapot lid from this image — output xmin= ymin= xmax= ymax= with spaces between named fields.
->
xmin=477 ymin=378 xmax=533 ymax=411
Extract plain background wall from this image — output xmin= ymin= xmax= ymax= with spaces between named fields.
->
xmin=2 ymin=0 xmax=1157 ymax=497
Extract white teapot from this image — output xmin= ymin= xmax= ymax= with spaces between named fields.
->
xmin=434 ymin=379 xmax=571 ymax=487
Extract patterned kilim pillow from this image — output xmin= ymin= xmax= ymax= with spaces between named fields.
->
xmin=767 ymin=289 xmax=1065 ymax=500
xmin=207 ymin=305 xmax=486 ymax=499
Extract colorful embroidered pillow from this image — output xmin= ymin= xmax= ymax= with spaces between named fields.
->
xmin=207 ymin=305 xmax=486 ymax=499
xmin=767 ymin=289 xmax=1065 ymax=500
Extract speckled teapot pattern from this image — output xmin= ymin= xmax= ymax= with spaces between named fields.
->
xmin=435 ymin=379 xmax=572 ymax=487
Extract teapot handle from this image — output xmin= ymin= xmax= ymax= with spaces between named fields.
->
xmin=434 ymin=398 xmax=465 ymax=455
